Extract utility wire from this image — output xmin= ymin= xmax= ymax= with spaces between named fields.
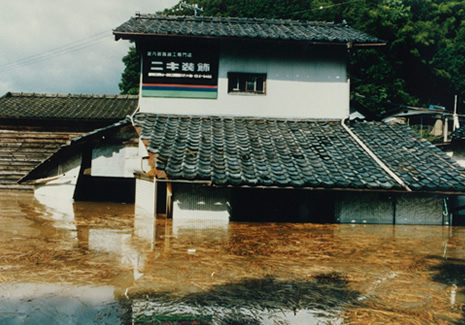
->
xmin=0 ymin=30 xmax=111 ymax=73
xmin=1 ymin=0 xmax=364 ymax=72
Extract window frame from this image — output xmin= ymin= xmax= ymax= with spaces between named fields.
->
xmin=227 ymin=72 xmax=267 ymax=95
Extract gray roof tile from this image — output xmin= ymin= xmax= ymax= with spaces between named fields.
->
xmin=114 ymin=15 xmax=384 ymax=45
xmin=350 ymin=121 xmax=465 ymax=192
xmin=451 ymin=125 xmax=465 ymax=139
xmin=0 ymin=92 xmax=138 ymax=121
xmin=133 ymin=113 xmax=465 ymax=193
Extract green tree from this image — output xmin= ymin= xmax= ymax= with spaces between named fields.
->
xmin=119 ymin=45 xmax=140 ymax=95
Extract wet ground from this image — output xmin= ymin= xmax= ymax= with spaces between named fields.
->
xmin=1 ymin=191 xmax=465 ymax=324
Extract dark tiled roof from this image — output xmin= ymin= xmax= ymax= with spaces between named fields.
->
xmin=134 ymin=113 xmax=465 ymax=193
xmin=114 ymin=15 xmax=384 ymax=45
xmin=451 ymin=125 xmax=465 ymax=139
xmin=0 ymin=92 xmax=138 ymax=120
xmin=350 ymin=121 xmax=465 ymax=192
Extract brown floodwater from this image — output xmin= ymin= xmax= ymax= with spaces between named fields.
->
xmin=1 ymin=191 xmax=465 ymax=324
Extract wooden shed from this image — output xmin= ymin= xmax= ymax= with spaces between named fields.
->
xmin=0 ymin=92 xmax=138 ymax=190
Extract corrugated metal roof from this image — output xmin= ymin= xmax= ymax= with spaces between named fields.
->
xmin=134 ymin=113 xmax=465 ymax=193
xmin=114 ymin=15 xmax=384 ymax=45
xmin=0 ymin=92 xmax=138 ymax=120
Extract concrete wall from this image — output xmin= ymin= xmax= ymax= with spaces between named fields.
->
xmin=140 ymin=44 xmax=349 ymax=119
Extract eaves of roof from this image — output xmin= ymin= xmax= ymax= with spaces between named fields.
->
xmin=113 ymin=15 xmax=386 ymax=47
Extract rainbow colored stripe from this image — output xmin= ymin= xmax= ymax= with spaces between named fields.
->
xmin=142 ymin=83 xmax=218 ymax=99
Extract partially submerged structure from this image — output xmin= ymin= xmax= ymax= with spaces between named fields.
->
xmin=133 ymin=113 xmax=465 ymax=224
xmin=21 ymin=15 xmax=465 ymax=224
xmin=0 ymin=92 xmax=138 ymax=190
xmin=20 ymin=118 xmax=139 ymax=202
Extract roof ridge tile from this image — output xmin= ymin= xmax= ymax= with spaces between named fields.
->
xmin=0 ymin=92 xmax=138 ymax=120
xmin=116 ymin=15 xmax=384 ymax=44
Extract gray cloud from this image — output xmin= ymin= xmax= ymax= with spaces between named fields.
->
xmin=0 ymin=0 xmax=179 ymax=95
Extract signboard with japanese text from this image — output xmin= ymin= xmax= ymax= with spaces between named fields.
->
xmin=142 ymin=47 xmax=219 ymax=99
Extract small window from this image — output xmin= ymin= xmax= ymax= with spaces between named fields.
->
xmin=228 ymin=73 xmax=266 ymax=94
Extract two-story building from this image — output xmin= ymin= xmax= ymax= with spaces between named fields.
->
xmin=21 ymin=14 xmax=465 ymax=225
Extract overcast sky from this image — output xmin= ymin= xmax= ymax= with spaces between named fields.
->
xmin=0 ymin=0 xmax=180 ymax=96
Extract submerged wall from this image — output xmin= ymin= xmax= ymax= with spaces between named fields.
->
xmin=34 ymin=152 xmax=83 ymax=200
xmin=172 ymin=183 xmax=230 ymax=221
xmin=166 ymin=185 xmax=448 ymax=225
xmin=336 ymin=192 xmax=447 ymax=225
xmin=395 ymin=196 xmax=445 ymax=225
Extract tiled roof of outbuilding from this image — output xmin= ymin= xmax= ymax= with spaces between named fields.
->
xmin=0 ymin=92 xmax=138 ymax=120
xmin=134 ymin=113 xmax=465 ymax=193
xmin=114 ymin=15 xmax=384 ymax=45
xmin=451 ymin=125 xmax=465 ymax=139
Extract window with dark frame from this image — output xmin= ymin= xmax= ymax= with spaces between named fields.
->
xmin=228 ymin=72 xmax=266 ymax=94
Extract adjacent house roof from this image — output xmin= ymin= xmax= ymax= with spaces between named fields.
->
xmin=451 ymin=125 xmax=465 ymax=140
xmin=114 ymin=15 xmax=385 ymax=46
xmin=134 ymin=113 xmax=465 ymax=194
xmin=0 ymin=92 xmax=138 ymax=121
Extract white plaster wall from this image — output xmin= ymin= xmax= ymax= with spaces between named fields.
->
xmin=91 ymin=144 xmax=139 ymax=178
xmin=140 ymin=45 xmax=349 ymax=119
xmin=34 ymin=153 xmax=82 ymax=201
xmin=135 ymin=177 xmax=156 ymax=215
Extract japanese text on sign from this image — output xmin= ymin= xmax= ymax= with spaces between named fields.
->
xmin=142 ymin=46 xmax=219 ymax=99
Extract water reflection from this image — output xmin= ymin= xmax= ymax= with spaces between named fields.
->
xmin=1 ymin=192 xmax=465 ymax=324
xmin=0 ymin=283 xmax=119 ymax=324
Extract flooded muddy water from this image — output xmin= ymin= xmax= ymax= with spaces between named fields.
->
xmin=1 ymin=191 xmax=465 ymax=324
